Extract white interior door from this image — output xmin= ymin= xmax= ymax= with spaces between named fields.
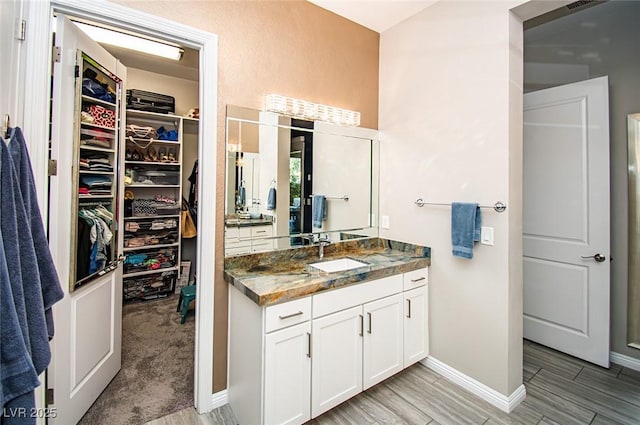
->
xmin=49 ymin=16 xmax=125 ymax=424
xmin=0 ymin=0 xmax=23 ymax=129
xmin=523 ymin=76 xmax=610 ymax=367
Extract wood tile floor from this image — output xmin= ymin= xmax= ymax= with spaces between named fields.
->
xmin=147 ymin=340 xmax=640 ymax=425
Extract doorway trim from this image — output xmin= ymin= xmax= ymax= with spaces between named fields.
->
xmin=25 ymin=0 xmax=218 ymax=414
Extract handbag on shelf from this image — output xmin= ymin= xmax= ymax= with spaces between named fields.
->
xmin=181 ymin=199 xmax=197 ymax=238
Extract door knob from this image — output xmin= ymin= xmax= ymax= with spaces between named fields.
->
xmin=581 ymin=253 xmax=606 ymax=263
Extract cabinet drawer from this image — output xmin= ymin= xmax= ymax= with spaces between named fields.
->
xmin=225 ymin=246 xmax=251 ymax=256
xmin=313 ymin=274 xmax=403 ymax=318
xmin=251 ymin=241 xmax=273 ymax=253
xmin=251 ymin=225 xmax=272 ymax=238
xmin=403 ymin=268 xmax=428 ymax=291
xmin=265 ymin=297 xmax=312 ymax=333
xmin=225 ymin=226 xmax=251 ymax=240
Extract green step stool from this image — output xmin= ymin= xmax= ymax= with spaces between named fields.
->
xmin=176 ymin=285 xmax=196 ymax=324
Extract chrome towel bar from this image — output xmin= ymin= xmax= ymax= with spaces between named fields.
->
xmin=414 ymin=198 xmax=506 ymax=213
xmin=312 ymin=194 xmax=349 ymax=201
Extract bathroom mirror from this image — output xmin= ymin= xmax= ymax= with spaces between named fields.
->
xmin=224 ymin=105 xmax=379 ymax=256
xmin=628 ymin=113 xmax=640 ymax=349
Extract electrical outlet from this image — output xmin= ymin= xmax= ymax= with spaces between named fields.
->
xmin=381 ymin=215 xmax=390 ymax=229
xmin=481 ymin=227 xmax=494 ymax=246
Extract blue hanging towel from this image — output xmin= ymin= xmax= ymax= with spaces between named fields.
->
xmin=9 ymin=127 xmax=64 ymax=339
xmin=0 ymin=226 xmax=40 ymax=412
xmin=312 ymin=195 xmax=327 ymax=228
xmin=451 ymin=202 xmax=481 ymax=259
xmin=266 ymin=187 xmax=276 ymax=210
xmin=237 ymin=184 xmax=246 ymax=208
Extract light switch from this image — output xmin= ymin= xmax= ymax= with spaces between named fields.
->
xmin=481 ymin=227 xmax=494 ymax=246
xmin=381 ymin=215 xmax=390 ymax=229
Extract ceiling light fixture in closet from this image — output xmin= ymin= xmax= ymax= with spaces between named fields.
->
xmin=75 ymin=22 xmax=184 ymax=61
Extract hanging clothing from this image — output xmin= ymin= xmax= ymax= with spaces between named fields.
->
xmin=77 ymin=207 xmax=113 ymax=278
xmin=187 ymin=159 xmax=198 ymax=208
xmin=1 ymin=128 xmax=64 ymax=424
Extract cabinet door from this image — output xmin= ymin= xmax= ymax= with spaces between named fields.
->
xmin=363 ymin=294 xmax=404 ymax=390
xmin=404 ymin=285 xmax=429 ymax=367
xmin=311 ymin=306 xmax=363 ymax=418
xmin=264 ymin=322 xmax=311 ymax=425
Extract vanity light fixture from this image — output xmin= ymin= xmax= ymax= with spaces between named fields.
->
xmin=74 ymin=22 xmax=184 ymax=61
xmin=265 ymin=94 xmax=361 ymax=127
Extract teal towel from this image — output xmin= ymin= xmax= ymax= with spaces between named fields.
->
xmin=451 ymin=202 xmax=481 ymax=259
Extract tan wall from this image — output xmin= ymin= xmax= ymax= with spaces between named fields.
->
xmin=113 ymin=0 xmax=379 ymax=393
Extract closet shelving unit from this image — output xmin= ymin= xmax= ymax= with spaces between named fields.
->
xmin=72 ymin=53 xmax=122 ymax=290
xmin=122 ymin=109 xmax=184 ymax=301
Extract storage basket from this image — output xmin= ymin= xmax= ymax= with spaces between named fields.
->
xmin=89 ymin=104 xmax=116 ymax=128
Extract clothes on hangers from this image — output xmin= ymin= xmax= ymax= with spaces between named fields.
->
xmin=188 ymin=159 xmax=198 ymax=209
xmin=77 ymin=206 xmax=113 ymax=279
xmin=1 ymin=127 xmax=64 ymax=424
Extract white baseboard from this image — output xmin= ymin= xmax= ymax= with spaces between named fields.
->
xmin=423 ymin=356 xmax=526 ymax=413
xmin=196 ymin=389 xmax=228 ymax=413
xmin=211 ymin=390 xmax=229 ymax=409
xmin=610 ymin=351 xmax=640 ymax=372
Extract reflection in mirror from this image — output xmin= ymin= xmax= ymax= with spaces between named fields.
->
xmin=628 ymin=113 xmax=640 ymax=349
xmin=225 ymin=105 xmax=379 ymax=256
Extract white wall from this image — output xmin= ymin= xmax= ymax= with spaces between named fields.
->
xmin=379 ymin=0 xmax=525 ymax=396
xmin=126 ymin=68 xmax=198 ymax=117
xmin=312 ymin=122 xmax=377 ymax=233
xmin=258 ymin=111 xmax=290 ymax=241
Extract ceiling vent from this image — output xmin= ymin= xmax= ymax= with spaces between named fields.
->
xmin=567 ymin=0 xmax=595 ymax=11
xmin=524 ymin=0 xmax=606 ymax=30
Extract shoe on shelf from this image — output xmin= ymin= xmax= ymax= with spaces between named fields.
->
xmin=158 ymin=147 xmax=168 ymax=162
xmin=167 ymin=147 xmax=177 ymax=163
xmin=148 ymin=146 xmax=158 ymax=162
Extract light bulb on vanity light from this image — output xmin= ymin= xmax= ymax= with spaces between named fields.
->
xmin=264 ymin=94 xmax=361 ymax=127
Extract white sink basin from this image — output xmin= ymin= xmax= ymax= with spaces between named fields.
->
xmin=309 ymin=258 xmax=368 ymax=273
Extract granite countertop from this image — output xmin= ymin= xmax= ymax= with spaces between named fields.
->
xmin=225 ymin=217 xmax=273 ymax=227
xmin=224 ymin=238 xmax=431 ymax=306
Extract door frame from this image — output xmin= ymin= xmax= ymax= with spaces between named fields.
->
xmin=24 ymin=0 xmax=218 ymax=414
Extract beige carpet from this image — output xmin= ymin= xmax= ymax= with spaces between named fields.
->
xmin=78 ymin=295 xmax=195 ymax=425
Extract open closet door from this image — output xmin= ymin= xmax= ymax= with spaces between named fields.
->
xmin=49 ymin=15 xmax=126 ymax=424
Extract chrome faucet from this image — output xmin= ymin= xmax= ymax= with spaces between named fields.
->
xmin=301 ymin=234 xmax=316 ymax=246
xmin=318 ymin=236 xmax=331 ymax=259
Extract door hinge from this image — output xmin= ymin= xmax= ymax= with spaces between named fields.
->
xmin=46 ymin=388 xmax=54 ymax=405
xmin=52 ymin=45 xmax=61 ymax=63
xmin=48 ymin=159 xmax=57 ymax=176
xmin=15 ymin=19 xmax=26 ymax=41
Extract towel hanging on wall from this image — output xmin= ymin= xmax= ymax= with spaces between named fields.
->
xmin=451 ymin=202 xmax=481 ymax=259
xmin=312 ymin=195 xmax=328 ymax=228
xmin=266 ymin=187 xmax=276 ymax=210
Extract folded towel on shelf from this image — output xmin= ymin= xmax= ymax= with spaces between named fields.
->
xmin=451 ymin=202 xmax=481 ymax=259
xmin=266 ymin=187 xmax=276 ymax=210
xmin=312 ymin=195 xmax=327 ymax=228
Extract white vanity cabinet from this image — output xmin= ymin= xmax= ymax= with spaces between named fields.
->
xmin=363 ymin=293 xmax=404 ymax=390
xmin=264 ymin=321 xmax=311 ymax=425
xmin=224 ymin=223 xmax=273 ymax=255
xmin=311 ymin=305 xmax=363 ymax=418
xmin=228 ymin=267 xmax=429 ymax=425
xmin=310 ymin=275 xmax=404 ymax=417
xmin=403 ymin=268 xmax=429 ymax=367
